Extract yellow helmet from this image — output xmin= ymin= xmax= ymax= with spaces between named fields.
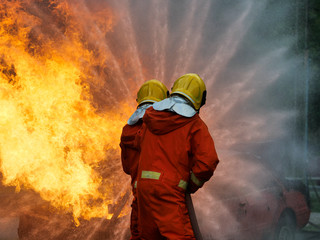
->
xmin=136 ymin=79 xmax=169 ymax=106
xmin=171 ymin=73 xmax=207 ymax=110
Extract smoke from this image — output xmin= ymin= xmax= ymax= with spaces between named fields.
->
xmin=0 ymin=0 xmax=310 ymax=239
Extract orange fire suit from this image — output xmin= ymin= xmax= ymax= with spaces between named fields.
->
xmin=136 ymin=107 xmax=219 ymax=240
xmin=120 ymin=120 xmax=142 ymax=240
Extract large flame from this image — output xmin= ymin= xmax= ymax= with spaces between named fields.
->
xmin=0 ymin=0 xmax=132 ymax=225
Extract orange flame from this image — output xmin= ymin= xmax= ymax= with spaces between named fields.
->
xmin=0 ymin=0 xmax=133 ymax=225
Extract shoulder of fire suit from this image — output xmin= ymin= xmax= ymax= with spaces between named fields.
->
xmin=120 ymin=121 xmax=143 ymax=149
xmin=142 ymin=107 xmax=199 ymax=135
xmin=121 ymin=103 xmax=152 ymax=147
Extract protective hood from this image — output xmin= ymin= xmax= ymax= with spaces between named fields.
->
xmin=127 ymin=103 xmax=153 ymax=125
xmin=143 ymin=107 xmax=198 ymax=135
xmin=153 ymin=95 xmax=197 ymax=117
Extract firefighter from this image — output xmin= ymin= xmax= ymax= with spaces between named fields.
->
xmin=136 ymin=73 xmax=219 ymax=240
xmin=120 ymin=79 xmax=169 ymax=240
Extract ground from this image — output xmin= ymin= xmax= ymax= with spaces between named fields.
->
xmin=0 ymin=215 xmax=320 ymax=240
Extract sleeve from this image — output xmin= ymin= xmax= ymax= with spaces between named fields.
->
xmin=188 ymin=119 xmax=219 ymax=193
xmin=120 ymin=126 xmax=131 ymax=175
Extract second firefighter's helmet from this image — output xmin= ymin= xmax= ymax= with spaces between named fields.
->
xmin=136 ymin=79 xmax=169 ymax=106
xmin=171 ymin=73 xmax=206 ymax=110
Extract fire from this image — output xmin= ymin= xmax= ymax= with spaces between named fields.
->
xmin=0 ymin=0 xmax=133 ymax=225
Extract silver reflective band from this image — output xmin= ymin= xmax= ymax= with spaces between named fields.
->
xmin=178 ymin=180 xmax=188 ymax=190
xmin=134 ymin=181 xmax=137 ymax=188
xmin=141 ymin=171 xmax=161 ymax=180
xmin=191 ymin=172 xmax=204 ymax=186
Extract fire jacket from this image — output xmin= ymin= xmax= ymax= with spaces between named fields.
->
xmin=138 ymin=107 xmax=219 ymax=193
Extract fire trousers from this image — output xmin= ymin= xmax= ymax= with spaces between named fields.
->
xmin=137 ymin=177 xmax=195 ymax=240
